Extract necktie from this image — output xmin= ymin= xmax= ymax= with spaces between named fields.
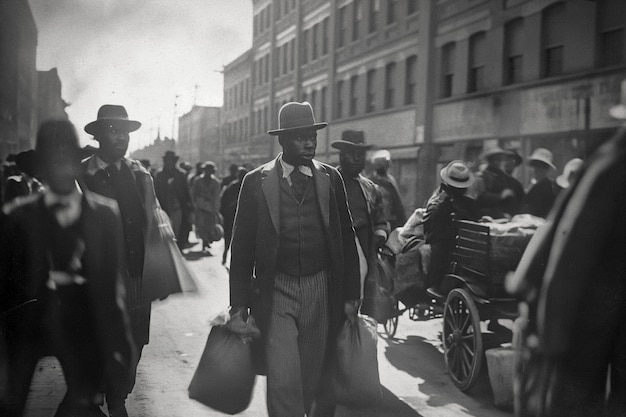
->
xmin=105 ymin=164 xmax=119 ymax=179
xmin=290 ymin=168 xmax=308 ymax=201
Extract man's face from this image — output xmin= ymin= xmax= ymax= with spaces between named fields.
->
xmin=340 ymin=148 xmax=366 ymax=177
xmin=96 ymin=123 xmax=130 ymax=162
xmin=280 ymin=129 xmax=317 ymax=165
xmin=43 ymin=151 xmax=80 ymax=195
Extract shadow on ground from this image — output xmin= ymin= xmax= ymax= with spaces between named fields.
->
xmin=335 ymin=385 xmax=423 ymax=417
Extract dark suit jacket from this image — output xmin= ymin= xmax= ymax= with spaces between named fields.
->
xmin=229 ymin=155 xmax=360 ymax=362
xmin=0 ymin=191 xmax=134 ymax=380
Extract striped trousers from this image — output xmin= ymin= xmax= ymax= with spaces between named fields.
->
xmin=266 ymin=269 xmax=330 ymax=417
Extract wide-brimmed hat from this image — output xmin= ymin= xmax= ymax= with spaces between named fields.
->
xmin=440 ymin=160 xmax=475 ymax=189
xmin=528 ymin=148 xmax=556 ymax=170
xmin=267 ymin=101 xmax=327 ymax=135
xmin=480 ymin=145 xmax=508 ymax=161
xmin=331 ymin=130 xmax=373 ymax=151
xmin=162 ymin=150 xmax=179 ymax=161
xmin=84 ymin=104 xmax=141 ymax=135
xmin=610 ymin=79 xmax=626 ymax=119
xmin=556 ymin=158 xmax=584 ymax=188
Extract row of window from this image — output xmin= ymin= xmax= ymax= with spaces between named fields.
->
xmin=225 ymin=78 xmax=250 ymax=110
xmin=225 ymin=116 xmax=250 ymax=144
xmin=440 ymin=0 xmax=625 ymax=98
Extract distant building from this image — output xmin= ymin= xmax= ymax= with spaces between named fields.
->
xmin=0 ymin=0 xmax=38 ymax=160
xmin=129 ymin=134 xmax=176 ymax=171
xmin=38 ymin=68 xmax=69 ymax=125
xmin=177 ymin=105 xmax=221 ymax=167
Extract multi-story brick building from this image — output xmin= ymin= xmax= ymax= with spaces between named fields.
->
xmin=177 ymin=105 xmax=221 ymax=167
xmin=222 ymin=0 xmax=626 ymax=211
xmin=0 ymin=0 xmax=38 ymax=161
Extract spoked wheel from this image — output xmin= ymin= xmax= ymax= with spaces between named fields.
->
xmin=383 ymin=301 xmax=399 ymax=338
xmin=442 ymin=288 xmax=483 ymax=392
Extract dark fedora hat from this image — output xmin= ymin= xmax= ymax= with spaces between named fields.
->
xmin=162 ymin=150 xmax=179 ymax=161
xmin=331 ymin=130 xmax=374 ymax=151
xmin=267 ymin=101 xmax=327 ymax=136
xmin=84 ymin=104 xmax=141 ymax=135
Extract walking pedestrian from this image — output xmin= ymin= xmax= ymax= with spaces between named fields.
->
xmin=191 ymin=161 xmax=221 ymax=253
xmin=228 ymin=101 xmax=360 ymax=417
xmin=0 ymin=120 xmax=133 ymax=417
xmin=81 ymin=104 xmax=159 ymax=417
xmin=475 ymin=146 xmax=518 ymax=219
xmin=331 ymin=130 xmax=389 ymax=297
xmin=154 ymin=151 xmax=193 ymax=249
xmin=219 ymin=166 xmax=248 ymax=265
xmin=369 ymin=149 xmax=407 ymax=229
xmin=221 ymin=163 xmax=239 ymax=189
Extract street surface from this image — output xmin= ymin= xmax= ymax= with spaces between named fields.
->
xmin=24 ymin=237 xmax=512 ymax=417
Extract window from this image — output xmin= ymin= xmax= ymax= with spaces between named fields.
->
xmin=541 ymin=2 xmax=566 ymax=77
xmin=504 ymin=18 xmax=524 ymax=85
xmin=366 ymin=69 xmax=376 ymax=113
xmin=283 ymin=43 xmax=289 ymax=74
xmin=384 ymin=62 xmax=396 ymax=108
xmin=408 ymin=0 xmax=418 ymax=15
xmin=338 ymin=6 xmax=347 ymax=47
xmin=290 ymin=39 xmax=295 ymax=71
xmin=274 ymin=47 xmax=281 ymax=77
xmin=266 ymin=5 xmax=271 ymax=28
xmin=311 ymin=90 xmax=317 ymax=111
xmin=264 ymin=55 xmax=270 ymax=83
xmin=597 ymin=0 xmax=626 ymax=67
xmin=320 ymin=86 xmax=327 ymax=120
xmin=369 ymin=0 xmax=379 ymax=34
xmin=336 ymin=80 xmax=344 ymax=118
xmin=312 ymin=24 xmax=319 ymax=60
xmin=349 ymin=75 xmax=359 ymax=116
xmin=441 ymin=42 xmax=455 ymax=98
xmin=468 ymin=32 xmax=487 ymax=92
xmin=322 ymin=18 xmax=329 ymax=56
xmin=353 ymin=0 xmax=362 ymax=41
xmin=387 ymin=0 xmax=397 ymax=25
xmin=405 ymin=55 xmax=417 ymax=105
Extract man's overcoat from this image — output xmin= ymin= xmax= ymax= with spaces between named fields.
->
xmin=229 ymin=155 xmax=360 ymax=371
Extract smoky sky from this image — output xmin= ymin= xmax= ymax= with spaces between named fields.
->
xmin=29 ymin=0 xmax=252 ymax=151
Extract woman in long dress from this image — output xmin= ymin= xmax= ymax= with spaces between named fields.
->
xmin=191 ymin=162 xmax=222 ymax=253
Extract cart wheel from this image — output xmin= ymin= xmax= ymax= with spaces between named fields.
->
xmin=383 ymin=301 xmax=399 ymax=338
xmin=442 ymin=288 xmax=483 ymax=392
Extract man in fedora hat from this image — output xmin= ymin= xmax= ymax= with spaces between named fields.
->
xmin=81 ymin=104 xmax=161 ymax=416
xmin=475 ymin=145 xmax=520 ymax=218
xmin=332 ymin=130 xmax=389 ymax=297
xmin=229 ymin=101 xmax=360 ymax=417
xmin=523 ymin=148 xmax=557 ymax=218
xmin=154 ymin=150 xmax=193 ymax=249
xmin=0 ymin=120 xmax=133 ymax=417
xmin=369 ymin=149 xmax=407 ymax=230
xmin=423 ymin=161 xmax=480 ymax=292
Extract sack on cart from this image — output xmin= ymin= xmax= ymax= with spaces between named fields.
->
xmin=393 ymin=236 xmax=431 ymax=296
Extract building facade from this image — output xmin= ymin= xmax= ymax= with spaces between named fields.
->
xmin=0 ymin=0 xmax=38 ymax=161
xmin=177 ymin=105 xmax=221 ymax=167
xmin=428 ymin=0 xmax=626 ymax=195
xmin=222 ymin=0 xmax=626 ymax=212
xmin=37 ymin=68 xmax=69 ymax=126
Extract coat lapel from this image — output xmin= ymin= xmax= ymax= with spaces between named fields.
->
xmin=312 ymin=160 xmax=330 ymax=231
xmin=261 ymin=156 xmax=281 ymax=235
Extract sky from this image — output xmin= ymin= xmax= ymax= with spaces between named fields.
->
xmin=28 ymin=0 xmax=253 ymax=152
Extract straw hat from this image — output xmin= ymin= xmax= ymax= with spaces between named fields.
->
xmin=528 ymin=148 xmax=556 ymax=170
xmin=440 ymin=160 xmax=475 ymax=189
xmin=556 ymin=158 xmax=584 ymax=188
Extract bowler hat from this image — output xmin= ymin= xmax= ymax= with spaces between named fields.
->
xmin=84 ymin=104 xmax=141 ymax=135
xmin=528 ymin=148 xmax=556 ymax=170
xmin=610 ymin=79 xmax=626 ymax=119
xmin=163 ymin=150 xmax=179 ymax=161
xmin=440 ymin=160 xmax=475 ymax=189
xmin=267 ymin=101 xmax=327 ymax=135
xmin=331 ymin=130 xmax=374 ymax=151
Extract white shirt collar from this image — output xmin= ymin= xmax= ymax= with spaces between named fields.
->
xmin=86 ymin=154 xmax=122 ymax=175
xmin=278 ymin=154 xmax=313 ymax=180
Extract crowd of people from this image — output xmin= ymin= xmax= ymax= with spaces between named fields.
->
xmin=0 ymin=89 xmax=624 ymax=417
